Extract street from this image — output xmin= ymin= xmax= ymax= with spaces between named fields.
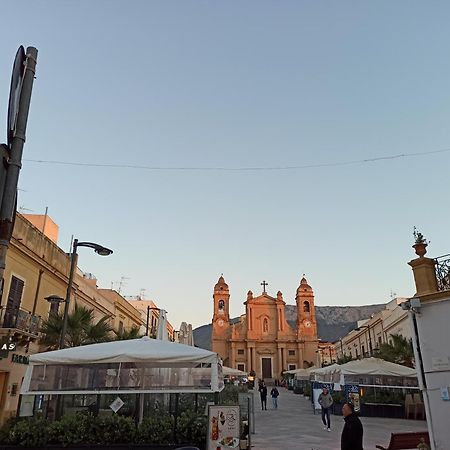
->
xmin=251 ymin=388 xmax=427 ymax=450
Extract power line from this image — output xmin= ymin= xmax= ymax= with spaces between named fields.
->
xmin=23 ymin=147 xmax=450 ymax=172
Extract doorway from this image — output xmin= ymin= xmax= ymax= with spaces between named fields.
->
xmin=261 ymin=357 xmax=272 ymax=379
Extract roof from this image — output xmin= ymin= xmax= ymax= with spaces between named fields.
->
xmin=29 ymin=336 xmax=219 ymax=365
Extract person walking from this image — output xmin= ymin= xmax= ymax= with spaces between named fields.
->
xmin=258 ymin=380 xmax=268 ymax=410
xmin=341 ymin=402 xmax=364 ymax=450
xmin=270 ymin=386 xmax=279 ymax=409
xmin=318 ymin=387 xmax=333 ymax=431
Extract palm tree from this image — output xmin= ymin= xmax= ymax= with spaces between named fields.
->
xmin=40 ymin=304 xmax=113 ymax=349
xmin=114 ymin=325 xmax=142 ymax=340
xmin=378 ymin=334 xmax=415 ymax=368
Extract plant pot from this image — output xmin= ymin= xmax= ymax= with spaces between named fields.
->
xmin=413 ymin=242 xmax=427 ymax=257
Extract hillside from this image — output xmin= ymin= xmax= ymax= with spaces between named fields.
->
xmin=193 ymin=303 xmax=385 ymax=351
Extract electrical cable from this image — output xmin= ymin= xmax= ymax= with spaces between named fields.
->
xmin=23 ymin=147 xmax=450 ymax=172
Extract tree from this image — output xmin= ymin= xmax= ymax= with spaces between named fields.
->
xmin=378 ymin=334 xmax=414 ymax=367
xmin=114 ymin=325 xmax=142 ymax=340
xmin=40 ymin=304 xmax=113 ymax=349
xmin=337 ymin=354 xmax=353 ymax=365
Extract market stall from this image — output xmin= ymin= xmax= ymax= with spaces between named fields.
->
xmin=309 ymin=358 xmax=419 ymax=418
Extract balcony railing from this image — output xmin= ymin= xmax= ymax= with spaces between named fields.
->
xmin=0 ymin=307 xmax=41 ymax=335
xmin=435 ymin=254 xmax=450 ymax=291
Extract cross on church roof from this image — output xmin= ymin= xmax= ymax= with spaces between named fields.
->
xmin=261 ymin=280 xmax=268 ymax=293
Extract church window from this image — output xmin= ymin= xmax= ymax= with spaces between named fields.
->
xmin=263 ymin=318 xmax=269 ymax=333
xmin=288 ymin=350 xmax=295 ymax=356
xmin=218 ymin=300 xmax=225 ymax=310
xmin=237 ymin=349 xmax=245 ymax=355
xmin=237 ymin=363 xmax=245 ymax=372
xmin=288 ymin=364 xmax=296 ymax=371
xmin=303 ymin=301 xmax=310 ymax=313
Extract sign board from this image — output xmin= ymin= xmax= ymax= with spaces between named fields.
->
xmin=109 ymin=396 xmax=124 ymax=413
xmin=207 ymin=405 xmax=240 ymax=450
xmin=0 ymin=339 xmax=16 ymax=358
xmin=431 ymin=356 xmax=450 ymax=371
xmin=344 ymin=384 xmax=360 ymax=412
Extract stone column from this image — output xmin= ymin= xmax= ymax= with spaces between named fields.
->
xmin=408 ymin=256 xmax=438 ymax=296
xmin=231 ymin=342 xmax=236 ymax=368
xmin=247 ymin=343 xmax=252 ymax=371
xmin=277 ymin=346 xmax=282 ymax=377
xmin=251 ymin=346 xmax=256 ymax=373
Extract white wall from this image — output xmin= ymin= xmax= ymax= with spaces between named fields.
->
xmin=413 ymin=296 xmax=450 ymax=450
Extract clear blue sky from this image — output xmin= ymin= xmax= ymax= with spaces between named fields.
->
xmin=1 ymin=1 xmax=449 ymax=329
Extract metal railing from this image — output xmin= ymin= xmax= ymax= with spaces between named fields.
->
xmin=435 ymin=254 xmax=450 ymax=291
xmin=0 ymin=307 xmax=41 ymax=335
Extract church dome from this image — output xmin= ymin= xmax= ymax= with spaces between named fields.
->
xmin=215 ymin=275 xmax=229 ymax=291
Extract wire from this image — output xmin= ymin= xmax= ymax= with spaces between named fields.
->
xmin=23 ymin=147 xmax=450 ymax=172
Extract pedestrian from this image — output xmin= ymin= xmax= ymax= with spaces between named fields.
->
xmin=341 ymin=402 xmax=364 ymax=450
xmin=270 ymin=386 xmax=279 ymax=409
xmin=258 ymin=380 xmax=268 ymax=410
xmin=318 ymin=387 xmax=333 ymax=431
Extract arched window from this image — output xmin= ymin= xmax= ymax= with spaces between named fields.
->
xmin=218 ymin=300 xmax=225 ymax=310
xmin=263 ymin=318 xmax=269 ymax=333
xmin=303 ymin=301 xmax=310 ymax=313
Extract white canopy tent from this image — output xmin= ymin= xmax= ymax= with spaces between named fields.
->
xmin=283 ymin=367 xmax=316 ymax=379
xmin=312 ymin=358 xmax=417 ymax=384
xmin=21 ymin=336 xmax=224 ymax=395
xmin=222 ymin=366 xmax=247 ymax=377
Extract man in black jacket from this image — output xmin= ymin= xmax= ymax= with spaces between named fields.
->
xmin=341 ymin=402 xmax=364 ymax=450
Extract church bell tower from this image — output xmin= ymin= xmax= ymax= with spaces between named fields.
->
xmin=296 ymin=276 xmax=318 ymax=366
xmin=211 ymin=276 xmax=231 ymax=364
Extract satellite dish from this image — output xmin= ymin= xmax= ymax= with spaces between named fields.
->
xmin=7 ymin=46 xmax=26 ymax=148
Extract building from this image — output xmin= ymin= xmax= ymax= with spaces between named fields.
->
xmin=406 ymin=236 xmax=450 ymax=450
xmin=125 ymin=298 xmax=174 ymax=340
xmin=0 ymin=214 xmax=142 ymax=422
xmin=334 ymin=297 xmax=410 ymax=361
xmin=317 ymin=340 xmax=337 ymax=366
xmin=211 ymin=276 xmax=318 ymax=381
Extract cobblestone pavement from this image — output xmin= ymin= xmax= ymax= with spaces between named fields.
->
xmin=250 ymin=388 xmax=427 ymax=450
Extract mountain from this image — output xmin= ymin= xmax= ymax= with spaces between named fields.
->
xmin=193 ymin=304 xmax=385 ymax=351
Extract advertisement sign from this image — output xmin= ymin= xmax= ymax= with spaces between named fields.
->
xmin=344 ymin=384 xmax=360 ymax=412
xmin=207 ymin=405 xmax=240 ymax=449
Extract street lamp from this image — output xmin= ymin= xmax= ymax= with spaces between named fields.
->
xmin=355 ymin=324 xmax=373 ymax=357
xmin=59 ymin=239 xmax=113 ymax=349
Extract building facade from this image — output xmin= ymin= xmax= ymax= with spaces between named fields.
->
xmin=334 ymin=297 xmax=410 ymax=361
xmin=407 ymin=238 xmax=450 ymax=450
xmin=211 ymin=276 xmax=318 ymax=381
xmin=0 ymin=214 xmax=142 ymax=422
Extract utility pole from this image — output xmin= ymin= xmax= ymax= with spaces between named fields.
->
xmin=0 ymin=46 xmax=38 ymax=286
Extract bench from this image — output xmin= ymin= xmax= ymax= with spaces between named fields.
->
xmin=376 ymin=431 xmax=430 ymax=450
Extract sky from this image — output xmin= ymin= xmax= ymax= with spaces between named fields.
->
xmin=1 ymin=1 xmax=449 ymax=329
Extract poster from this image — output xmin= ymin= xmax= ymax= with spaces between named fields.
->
xmin=344 ymin=384 xmax=360 ymax=412
xmin=207 ymin=405 xmax=240 ymax=450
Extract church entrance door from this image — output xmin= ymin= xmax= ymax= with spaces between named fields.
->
xmin=261 ymin=357 xmax=272 ymax=379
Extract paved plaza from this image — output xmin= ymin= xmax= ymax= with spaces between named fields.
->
xmin=250 ymin=388 xmax=427 ymax=450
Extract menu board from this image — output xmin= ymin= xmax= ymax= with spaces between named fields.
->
xmin=207 ymin=405 xmax=240 ymax=450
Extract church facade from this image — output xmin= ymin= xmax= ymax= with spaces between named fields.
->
xmin=211 ymin=276 xmax=318 ymax=381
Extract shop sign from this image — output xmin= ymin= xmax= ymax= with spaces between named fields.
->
xmin=11 ymin=354 xmax=29 ymax=365
xmin=0 ymin=339 xmax=16 ymax=358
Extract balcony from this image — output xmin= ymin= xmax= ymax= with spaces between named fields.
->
xmin=435 ymin=254 xmax=450 ymax=291
xmin=0 ymin=307 xmax=41 ymax=342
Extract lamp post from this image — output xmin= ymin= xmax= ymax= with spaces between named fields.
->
xmin=146 ymin=306 xmax=162 ymax=336
xmin=355 ymin=324 xmax=373 ymax=357
xmin=59 ymin=239 xmax=113 ymax=349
